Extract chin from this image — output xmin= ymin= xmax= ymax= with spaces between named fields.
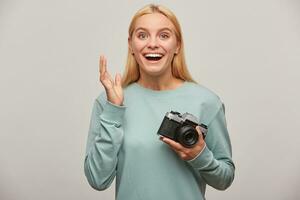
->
xmin=140 ymin=64 xmax=168 ymax=76
xmin=136 ymin=56 xmax=171 ymax=76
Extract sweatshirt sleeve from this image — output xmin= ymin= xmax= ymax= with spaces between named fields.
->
xmin=187 ymin=103 xmax=235 ymax=190
xmin=84 ymin=94 xmax=126 ymax=191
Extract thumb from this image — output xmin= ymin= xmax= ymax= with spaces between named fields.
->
xmin=115 ymin=73 xmax=122 ymax=87
xmin=196 ymin=126 xmax=203 ymax=139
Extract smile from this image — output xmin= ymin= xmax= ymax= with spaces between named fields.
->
xmin=143 ymin=53 xmax=164 ymax=61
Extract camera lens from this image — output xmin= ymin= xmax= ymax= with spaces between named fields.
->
xmin=184 ymin=132 xmax=195 ymax=143
xmin=176 ymin=126 xmax=199 ymax=148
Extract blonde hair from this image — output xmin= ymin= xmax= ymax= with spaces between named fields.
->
xmin=121 ymin=4 xmax=197 ymax=87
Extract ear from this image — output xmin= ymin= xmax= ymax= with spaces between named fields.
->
xmin=175 ymin=42 xmax=180 ymax=54
xmin=128 ymin=37 xmax=133 ymax=54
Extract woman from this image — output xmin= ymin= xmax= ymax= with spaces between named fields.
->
xmin=84 ymin=4 xmax=235 ymax=200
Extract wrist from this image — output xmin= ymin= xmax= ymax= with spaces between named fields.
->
xmin=187 ymin=143 xmax=207 ymax=162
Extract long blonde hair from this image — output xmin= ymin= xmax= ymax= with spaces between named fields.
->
xmin=121 ymin=4 xmax=197 ymax=87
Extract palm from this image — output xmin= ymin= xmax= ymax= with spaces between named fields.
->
xmin=99 ymin=55 xmax=124 ymax=106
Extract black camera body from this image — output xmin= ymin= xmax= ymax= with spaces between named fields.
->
xmin=157 ymin=111 xmax=208 ymax=148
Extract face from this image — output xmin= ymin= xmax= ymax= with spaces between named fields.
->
xmin=129 ymin=13 xmax=180 ymax=77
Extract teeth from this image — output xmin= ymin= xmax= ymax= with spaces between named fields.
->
xmin=145 ymin=53 xmax=163 ymax=58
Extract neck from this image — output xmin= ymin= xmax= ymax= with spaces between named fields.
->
xmin=137 ymin=70 xmax=184 ymax=91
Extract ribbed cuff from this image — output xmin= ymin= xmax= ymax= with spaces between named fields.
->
xmin=186 ymin=143 xmax=207 ymax=162
xmin=187 ymin=144 xmax=214 ymax=169
xmin=100 ymin=100 xmax=126 ymax=127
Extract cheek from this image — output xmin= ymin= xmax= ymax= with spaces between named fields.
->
xmin=163 ymin=41 xmax=178 ymax=53
xmin=131 ymin=40 xmax=145 ymax=52
xmin=131 ymin=42 xmax=145 ymax=64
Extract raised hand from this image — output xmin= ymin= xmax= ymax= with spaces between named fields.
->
xmin=99 ymin=55 xmax=124 ymax=106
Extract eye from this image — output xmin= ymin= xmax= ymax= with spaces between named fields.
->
xmin=137 ymin=32 xmax=148 ymax=40
xmin=159 ymin=33 xmax=170 ymax=40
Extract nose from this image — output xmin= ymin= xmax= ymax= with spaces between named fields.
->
xmin=147 ymin=37 xmax=159 ymax=49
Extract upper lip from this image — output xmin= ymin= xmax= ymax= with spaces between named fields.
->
xmin=143 ymin=52 xmax=164 ymax=56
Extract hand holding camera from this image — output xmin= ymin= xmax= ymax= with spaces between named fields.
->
xmin=157 ymin=111 xmax=208 ymax=161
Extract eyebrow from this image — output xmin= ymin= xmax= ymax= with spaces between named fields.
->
xmin=134 ymin=27 xmax=173 ymax=33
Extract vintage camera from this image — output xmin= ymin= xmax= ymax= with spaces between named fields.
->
xmin=157 ymin=111 xmax=208 ymax=148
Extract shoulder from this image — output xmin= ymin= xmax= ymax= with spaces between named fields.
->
xmin=185 ymin=82 xmax=223 ymax=106
xmin=185 ymin=82 xmax=224 ymax=122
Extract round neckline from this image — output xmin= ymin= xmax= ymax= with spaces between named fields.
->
xmin=132 ymin=81 xmax=189 ymax=96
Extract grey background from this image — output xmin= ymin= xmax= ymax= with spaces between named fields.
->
xmin=1 ymin=0 xmax=299 ymax=199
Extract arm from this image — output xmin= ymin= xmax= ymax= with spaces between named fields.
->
xmin=84 ymin=96 xmax=126 ymax=191
xmin=187 ymin=103 xmax=235 ymax=190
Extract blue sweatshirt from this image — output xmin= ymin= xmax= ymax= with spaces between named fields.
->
xmin=84 ymin=81 xmax=235 ymax=200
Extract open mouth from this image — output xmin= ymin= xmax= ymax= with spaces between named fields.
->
xmin=144 ymin=53 xmax=164 ymax=61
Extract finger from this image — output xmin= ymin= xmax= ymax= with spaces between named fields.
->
xmin=115 ymin=73 xmax=122 ymax=86
xmin=100 ymin=55 xmax=108 ymax=75
xmin=160 ymin=136 xmax=184 ymax=152
xmin=105 ymin=71 xmax=114 ymax=83
xmin=101 ymin=57 xmax=113 ymax=82
xmin=99 ymin=55 xmax=104 ymax=75
xmin=196 ymin=126 xmax=204 ymax=140
xmin=103 ymin=56 xmax=107 ymax=74
xmin=103 ymin=57 xmax=107 ymax=72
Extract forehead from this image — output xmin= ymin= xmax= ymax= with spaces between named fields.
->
xmin=134 ymin=13 xmax=175 ymax=31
